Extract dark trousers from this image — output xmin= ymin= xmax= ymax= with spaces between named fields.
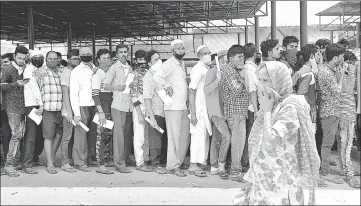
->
xmin=1 ymin=109 xmax=11 ymax=166
xmin=315 ymin=113 xmax=323 ymax=158
xmin=241 ymin=110 xmax=254 ymax=168
xmin=147 ymin=115 xmax=167 ymax=165
xmin=22 ymin=106 xmax=43 ymax=168
xmin=357 ymin=114 xmax=361 ymax=150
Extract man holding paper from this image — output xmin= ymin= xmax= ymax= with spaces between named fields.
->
xmin=144 ymin=50 xmax=168 ymax=173
xmin=70 ymin=47 xmax=98 ymax=172
xmin=102 ymin=44 xmax=134 ymax=173
xmin=153 ymin=39 xmax=190 ymax=177
xmin=36 ymin=51 xmax=63 ymax=174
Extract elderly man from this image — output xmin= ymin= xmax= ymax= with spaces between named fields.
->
xmin=188 ymin=45 xmax=212 ymax=177
xmin=22 ymin=50 xmax=45 ymax=174
xmin=70 ymin=47 xmax=98 ymax=172
xmin=153 ymin=39 xmax=190 ymax=177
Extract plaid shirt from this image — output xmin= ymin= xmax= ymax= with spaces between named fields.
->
xmin=143 ymin=69 xmax=164 ymax=117
xmin=37 ymin=67 xmax=62 ymax=111
xmin=220 ymin=62 xmax=249 ymax=118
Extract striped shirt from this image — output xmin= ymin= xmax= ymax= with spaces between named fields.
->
xmin=340 ymin=64 xmax=356 ymax=122
xmin=38 ymin=67 xmax=62 ymax=111
xmin=103 ymin=60 xmax=133 ymax=112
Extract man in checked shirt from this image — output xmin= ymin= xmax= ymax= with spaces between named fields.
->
xmin=220 ymin=45 xmax=249 ymax=182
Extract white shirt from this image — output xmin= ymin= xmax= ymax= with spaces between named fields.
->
xmin=244 ymin=61 xmax=258 ymax=112
xmin=70 ymin=62 xmax=95 ymax=117
xmin=23 ymin=64 xmax=43 ymax=107
xmin=189 ymin=61 xmax=212 ymax=135
xmin=153 ymin=56 xmax=188 ymax=111
xmin=92 ymin=69 xmax=111 ymax=93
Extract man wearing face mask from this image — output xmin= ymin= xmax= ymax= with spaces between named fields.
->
xmin=70 ymin=47 xmax=98 ymax=172
xmin=128 ymin=49 xmax=152 ymax=172
xmin=220 ymin=45 xmax=249 ymax=182
xmin=153 ymin=39 xmax=190 ymax=177
xmin=260 ymin=39 xmax=283 ymax=62
xmin=22 ymin=50 xmax=45 ymax=174
xmin=144 ymin=50 xmax=168 ymax=172
xmin=255 ymin=52 xmax=262 ymax=66
xmin=280 ymin=36 xmax=299 ymax=76
xmin=1 ymin=45 xmax=29 ymax=177
xmin=187 ymin=45 xmax=212 ymax=177
xmin=317 ymin=43 xmax=346 ymax=179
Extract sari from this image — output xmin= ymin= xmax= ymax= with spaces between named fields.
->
xmin=235 ymin=61 xmax=320 ymax=205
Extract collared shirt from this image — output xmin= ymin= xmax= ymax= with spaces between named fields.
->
xmin=103 ymin=60 xmax=133 ymax=112
xmin=153 ymin=56 xmax=188 ymax=111
xmin=23 ymin=64 xmax=43 ymax=107
xmin=317 ymin=63 xmax=342 ymax=118
xmin=244 ymin=61 xmax=258 ymax=112
xmin=70 ymin=62 xmax=95 ymax=116
xmin=143 ymin=69 xmax=164 ymax=117
xmin=12 ymin=61 xmax=24 ymax=75
xmin=37 ymin=67 xmax=62 ymax=111
xmin=293 ymin=65 xmax=316 ymax=107
xmin=129 ymin=67 xmax=147 ymax=109
xmin=204 ymin=66 xmax=224 ymax=119
xmin=220 ymin=62 xmax=249 ymax=118
xmin=92 ymin=69 xmax=112 ymax=93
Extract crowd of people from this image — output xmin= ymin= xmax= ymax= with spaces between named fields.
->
xmin=0 ymin=35 xmax=360 ymax=204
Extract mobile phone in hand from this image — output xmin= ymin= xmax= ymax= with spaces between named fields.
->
xmin=23 ymin=78 xmax=30 ymax=81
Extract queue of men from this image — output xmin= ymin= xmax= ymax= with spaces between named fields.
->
xmin=0 ymin=37 xmax=360 ymax=188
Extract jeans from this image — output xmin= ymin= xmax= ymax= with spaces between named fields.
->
xmin=61 ymin=118 xmax=73 ymax=165
xmin=5 ymin=113 xmax=25 ymax=167
xmin=210 ymin=116 xmax=231 ymax=167
xmin=23 ymin=106 xmax=43 ymax=168
xmin=242 ymin=110 xmax=254 ymax=168
xmin=227 ymin=113 xmax=247 ymax=175
xmin=320 ymin=116 xmax=340 ymax=172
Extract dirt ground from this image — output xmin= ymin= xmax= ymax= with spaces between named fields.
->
xmin=1 ymin=150 xmax=360 ymax=205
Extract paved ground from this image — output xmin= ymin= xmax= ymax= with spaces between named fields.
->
xmin=1 ymin=150 xmax=360 ymax=205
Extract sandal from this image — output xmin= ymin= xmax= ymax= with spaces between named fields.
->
xmin=330 ymin=160 xmax=337 ymax=166
xmin=22 ymin=168 xmax=38 ymax=174
xmin=320 ymin=168 xmax=330 ymax=176
xmin=180 ymin=164 xmax=190 ymax=170
xmin=5 ymin=168 xmax=20 ymax=177
xmin=33 ymin=161 xmax=47 ymax=167
xmin=174 ymin=170 xmax=187 ymax=177
xmin=136 ymin=164 xmax=153 ymax=172
xmin=154 ymin=167 xmax=167 ymax=174
xmin=323 ymin=177 xmax=344 ymax=184
xmin=1 ymin=167 xmax=6 ymax=175
xmin=231 ymin=173 xmax=245 ymax=182
xmin=344 ymin=177 xmax=360 ymax=188
xmin=77 ymin=165 xmax=91 ymax=172
xmin=53 ymin=162 xmax=62 ymax=168
xmin=60 ymin=167 xmax=77 ymax=173
xmin=317 ymin=178 xmax=328 ymax=187
xmin=104 ymin=161 xmax=114 ymax=167
xmin=116 ymin=167 xmax=131 ymax=173
xmin=219 ymin=171 xmax=229 ymax=180
xmin=189 ymin=167 xmax=207 ymax=177
xmin=46 ymin=167 xmax=58 ymax=174
xmin=96 ymin=169 xmax=114 ymax=174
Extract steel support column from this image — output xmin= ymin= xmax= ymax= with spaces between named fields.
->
xmin=92 ymin=31 xmax=96 ymax=64
xmin=67 ymin=21 xmax=72 ymax=51
xmin=255 ymin=16 xmax=260 ymax=52
xmin=130 ymin=45 xmax=134 ymax=64
xmin=330 ymin=31 xmax=334 ymax=43
xmin=245 ymin=26 xmax=249 ymax=44
xmin=28 ymin=7 xmax=34 ymax=50
xmin=271 ymin=1 xmax=277 ymax=40
xmin=238 ymin=33 xmax=241 ymax=45
xmin=356 ymin=22 xmax=360 ymax=48
xmin=109 ymin=36 xmax=112 ymax=51
xmin=300 ymin=1 xmax=308 ymax=47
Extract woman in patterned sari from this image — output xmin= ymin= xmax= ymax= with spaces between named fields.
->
xmin=234 ymin=61 xmax=320 ymax=205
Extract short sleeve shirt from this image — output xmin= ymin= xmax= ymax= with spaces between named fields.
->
xmin=60 ymin=67 xmax=71 ymax=87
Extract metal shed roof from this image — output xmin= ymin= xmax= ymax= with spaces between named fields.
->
xmin=1 ymin=1 xmax=266 ymax=45
xmin=316 ymin=1 xmax=360 ymax=17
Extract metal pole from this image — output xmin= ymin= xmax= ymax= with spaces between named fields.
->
xmin=237 ymin=33 xmax=241 ymax=45
xmin=300 ymin=1 xmax=308 ymax=47
xmin=130 ymin=45 xmax=134 ymax=65
xmin=245 ymin=26 xmax=249 ymax=44
xmin=330 ymin=31 xmax=334 ymax=43
xmin=255 ymin=16 xmax=260 ymax=52
xmin=92 ymin=31 xmax=96 ymax=64
xmin=271 ymin=1 xmax=276 ymax=40
xmin=109 ymin=36 xmax=112 ymax=52
xmin=356 ymin=23 xmax=360 ymax=48
xmin=67 ymin=21 xmax=72 ymax=51
xmin=28 ymin=7 xmax=34 ymax=50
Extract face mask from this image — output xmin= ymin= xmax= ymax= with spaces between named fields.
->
xmin=31 ymin=59 xmax=44 ymax=68
xmin=285 ymin=48 xmax=298 ymax=67
xmin=80 ymin=55 xmax=93 ymax=63
xmin=174 ymin=52 xmax=185 ymax=60
xmin=151 ymin=59 xmax=162 ymax=72
xmin=255 ymin=57 xmax=261 ymax=64
xmin=202 ymin=54 xmax=212 ymax=65
xmin=46 ymin=61 xmax=58 ymax=69
xmin=138 ymin=62 xmax=148 ymax=69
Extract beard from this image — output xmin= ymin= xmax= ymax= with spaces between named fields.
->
xmin=173 ymin=51 xmax=185 ymax=60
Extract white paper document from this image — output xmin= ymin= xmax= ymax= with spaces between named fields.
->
xmin=120 ymin=73 xmax=135 ymax=94
xmin=145 ymin=117 xmax=164 ymax=134
xmin=93 ymin=114 xmax=114 ymax=130
xmin=157 ymin=89 xmax=173 ymax=106
xmin=28 ymin=108 xmax=42 ymax=125
xmin=215 ymin=55 xmax=220 ymax=72
xmin=71 ymin=121 xmax=89 ymax=132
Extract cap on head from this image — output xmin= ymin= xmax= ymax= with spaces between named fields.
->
xmin=28 ymin=49 xmax=44 ymax=59
xmin=79 ymin=47 xmax=92 ymax=56
xmin=171 ymin=39 xmax=184 ymax=47
xmin=217 ymin=50 xmax=227 ymax=58
xmin=196 ymin=45 xmax=207 ymax=55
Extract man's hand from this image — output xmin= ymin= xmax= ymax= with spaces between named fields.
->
xmin=98 ymin=112 xmax=106 ymax=126
xmin=138 ymin=113 xmax=145 ymax=125
xmin=190 ymin=113 xmax=198 ymax=126
xmin=115 ymin=85 xmax=126 ymax=92
xmin=74 ymin=116 xmax=81 ymax=125
xmin=16 ymin=79 xmax=29 ymax=86
xmin=149 ymin=116 xmax=158 ymax=128
xmin=35 ymin=106 xmax=43 ymax=115
xmin=65 ymin=109 xmax=73 ymax=122
xmin=165 ymin=86 xmax=174 ymax=97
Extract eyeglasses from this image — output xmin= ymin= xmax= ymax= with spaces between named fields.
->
xmin=47 ymin=58 xmax=58 ymax=61
xmin=70 ymin=58 xmax=80 ymax=61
